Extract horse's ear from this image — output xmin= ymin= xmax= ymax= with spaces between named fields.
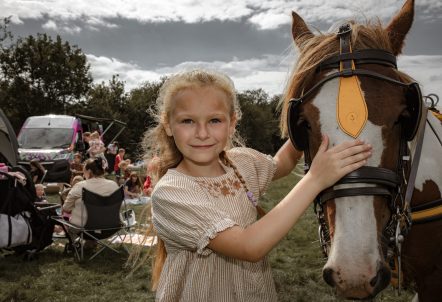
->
xmin=292 ymin=11 xmax=314 ymax=49
xmin=385 ymin=0 xmax=415 ymax=55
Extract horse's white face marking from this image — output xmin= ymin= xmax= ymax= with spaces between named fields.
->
xmin=311 ymin=77 xmax=384 ymax=286
xmin=411 ymin=113 xmax=442 ymax=192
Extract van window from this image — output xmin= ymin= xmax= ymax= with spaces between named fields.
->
xmin=18 ymin=128 xmax=74 ymax=149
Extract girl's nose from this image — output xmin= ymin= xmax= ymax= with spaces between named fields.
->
xmin=195 ymin=123 xmax=209 ymax=139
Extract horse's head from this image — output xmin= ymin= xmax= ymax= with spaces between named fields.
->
xmin=282 ymin=0 xmax=421 ymax=299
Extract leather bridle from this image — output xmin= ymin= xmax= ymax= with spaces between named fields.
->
xmin=286 ymin=24 xmax=427 ymax=288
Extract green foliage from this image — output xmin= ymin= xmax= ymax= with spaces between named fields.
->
xmin=0 ymin=32 xmax=92 ymax=131
xmin=237 ymin=89 xmax=284 ymax=154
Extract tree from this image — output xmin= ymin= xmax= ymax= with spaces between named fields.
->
xmin=237 ymin=89 xmax=282 ymax=154
xmin=0 ymin=32 xmax=92 ymax=131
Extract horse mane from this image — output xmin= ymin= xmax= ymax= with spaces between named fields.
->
xmin=280 ymin=19 xmax=414 ymax=137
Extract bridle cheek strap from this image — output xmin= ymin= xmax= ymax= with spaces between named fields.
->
xmin=337 ymin=24 xmax=368 ymax=138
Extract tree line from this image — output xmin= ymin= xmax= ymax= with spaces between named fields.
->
xmin=0 ymin=17 xmax=285 ymax=159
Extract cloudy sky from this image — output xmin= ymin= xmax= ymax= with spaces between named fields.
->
xmin=1 ymin=0 xmax=441 ymax=107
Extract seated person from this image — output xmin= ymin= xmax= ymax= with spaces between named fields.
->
xmin=30 ymin=159 xmax=46 ymax=184
xmin=62 ymin=158 xmax=119 ymax=227
xmin=117 ymin=159 xmax=131 ymax=186
xmin=70 ymin=153 xmax=83 ymax=180
xmin=60 ymin=175 xmax=85 ymax=206
xmin=124 ymin=172 xmax=142 ymax=199
xmin=34 ymin=184 xmax=47 ymax=203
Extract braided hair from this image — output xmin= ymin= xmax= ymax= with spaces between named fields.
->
xmin=219 ymin=151 xmax=266 ymax=217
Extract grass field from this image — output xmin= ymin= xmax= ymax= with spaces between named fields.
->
xmin=0 ymin=173 xmax=413 ymax=301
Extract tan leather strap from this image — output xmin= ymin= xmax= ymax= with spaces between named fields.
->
xmin=337 ymin=28 xmax=368 ymax=138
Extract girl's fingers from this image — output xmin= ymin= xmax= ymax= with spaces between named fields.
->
xmin=340 ymin=150 xmax=372 ymax=168
xmin=329 ymin=139 xmax=365 ymax=154
xmin=338 ymin=144 xmax=372 ymax=161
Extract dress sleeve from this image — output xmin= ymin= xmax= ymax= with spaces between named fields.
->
xmin=152 ymin=178 xmax=237 ymax=256
xmin=228 ymin=147 xmax=276 ymax=198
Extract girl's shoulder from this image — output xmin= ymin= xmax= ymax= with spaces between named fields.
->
xmin=227 ymin=147 xmax=273 ymax=166
xmin=153 ymin=170 xmax=205 ymax=197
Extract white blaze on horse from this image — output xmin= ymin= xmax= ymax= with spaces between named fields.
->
xmin=281 ymin=0 xmax=442 ymax=300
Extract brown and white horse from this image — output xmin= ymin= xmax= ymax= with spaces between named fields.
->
xmin=281 ymin=0 xmax=442 ymax=300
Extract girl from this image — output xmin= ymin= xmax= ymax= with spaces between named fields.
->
xmin=124 ymin=171 xmax=142 ymax=199
xmin=87 ymin=131 xmax=108 ymax=170
xmin=132 ymin=70 xmax=371 ymax=301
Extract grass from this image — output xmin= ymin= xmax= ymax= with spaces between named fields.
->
xmin=0 ymin=173 xmax=413 ymax=302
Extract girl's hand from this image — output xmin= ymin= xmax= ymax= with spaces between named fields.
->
xmin=308 ymin=135 xmax=372 ymax=190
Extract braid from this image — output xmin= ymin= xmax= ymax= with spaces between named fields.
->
xmin=219 ymin=151 xmax=266 ymax=217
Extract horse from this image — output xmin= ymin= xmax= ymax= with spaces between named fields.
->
xmin=281 ymin=0 xmax=442 ymax=300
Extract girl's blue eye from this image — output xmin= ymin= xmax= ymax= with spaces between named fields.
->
xmin=181 ymin=119 xmax=193 ymax=124
xmin=210 ymin=118 xmax=221 ymax=123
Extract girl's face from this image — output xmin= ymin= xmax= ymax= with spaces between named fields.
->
xmin=165 ymin=86 xmax=236 ymax=176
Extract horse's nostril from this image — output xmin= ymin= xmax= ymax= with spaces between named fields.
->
xmin=370 ymin=265 xmax=391 ymax=294
xmin=369 ymin=274 xmax=378 ymax=287
xmin=323 ymin=267 xmax=336 ymax=287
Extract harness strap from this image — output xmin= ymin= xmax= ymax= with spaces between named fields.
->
xmin=411 ymin=199 xmax=442 ymax=224
xmin=320 ymin=187 xmax=393 ymax=204
xmin=404 ymin=107 xmax=428 ymax=214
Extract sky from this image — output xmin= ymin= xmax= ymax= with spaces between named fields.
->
xmin=1 ymin=0 xmax=441 ymax=108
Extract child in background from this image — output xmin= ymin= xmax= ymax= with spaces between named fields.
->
xmin=70 ymin=153 xmax=83 ymax=180
xmin=124 ymin=172 xmax=142 ymax=199
xmin=117 ymin=159 xmax=131 ymax=185
xmin=87 ymin=131 xmax=108 ymax=170
xmin=127 ymin=69 xmax=372 ymax=301
xmin=114 ymin=148 xmax=125 ymax=183
xmin=34 ymin=184 xmax=47 ymax=203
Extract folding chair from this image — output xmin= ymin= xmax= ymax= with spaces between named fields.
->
xmin=53 ymin=185 xmax=134 ymax=261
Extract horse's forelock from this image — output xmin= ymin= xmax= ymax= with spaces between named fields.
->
xmin=280 ymin=21 xmax=399 ymax=137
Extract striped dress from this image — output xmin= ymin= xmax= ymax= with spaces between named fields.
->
xmin=152 ymin=147 xmax=278 ymax=302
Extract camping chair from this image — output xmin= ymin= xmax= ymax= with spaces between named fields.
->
xmin=53 ymin=185 xmax=135 ymax=261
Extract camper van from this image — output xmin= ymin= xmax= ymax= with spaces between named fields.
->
xmin=17 ymin=114 xmax=126 ymax=183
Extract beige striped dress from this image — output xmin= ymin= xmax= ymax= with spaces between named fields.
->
xmin=152 ymin=147 xmax=278 ymax=302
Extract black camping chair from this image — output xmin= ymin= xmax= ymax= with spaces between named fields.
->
xmin=53 ymin=185 xmax=135 ymax=261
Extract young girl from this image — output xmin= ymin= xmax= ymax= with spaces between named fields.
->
xmin=132 ymin=69 xmax=371 ymax=301
xmin=87 ymin=131 xmax=108 ymax=170
xmin=124 ymin=171 xmax=142 ymax=199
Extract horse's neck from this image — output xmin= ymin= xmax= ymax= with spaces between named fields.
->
xmin=408 ymin=111 xmax=442 ymax=206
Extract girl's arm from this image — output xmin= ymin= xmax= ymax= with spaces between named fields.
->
xmin=272 ymin=140 xmax=303 ymax=181
xmin=208 ymin=136 xmax=372 ymax=262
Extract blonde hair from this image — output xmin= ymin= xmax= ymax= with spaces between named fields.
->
xmin=90 ymin=131 xmax=100 ymax=140
xmin=128 ymin=69 xmax=244 ymax=290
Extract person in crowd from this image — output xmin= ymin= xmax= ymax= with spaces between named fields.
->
xmin=128 ymin=69 xmax=372 ymax=301
xmin=30 ymin=159 xmax=46 ymax=184
xmin=117 ymin=159 xmax=131 ymax=186
xmin=63 ymin=158 xmax=118 ymax=229
xmin=124 ymin=171 xmax=142 ymax=199
xmin=114 ymin=148 xmax=126 ymax=177
xmin=34 ymin=184 xmax=47 ymax=203
xmin=106 ymin=141 xmax=119 ymax=174
xmin=70 ymin=153 xmax=83 ymax=181
xmin=87 ymin=131 xmax=108 ymax=170
xmin=59 ymin=175 xmax=85 ymax=206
